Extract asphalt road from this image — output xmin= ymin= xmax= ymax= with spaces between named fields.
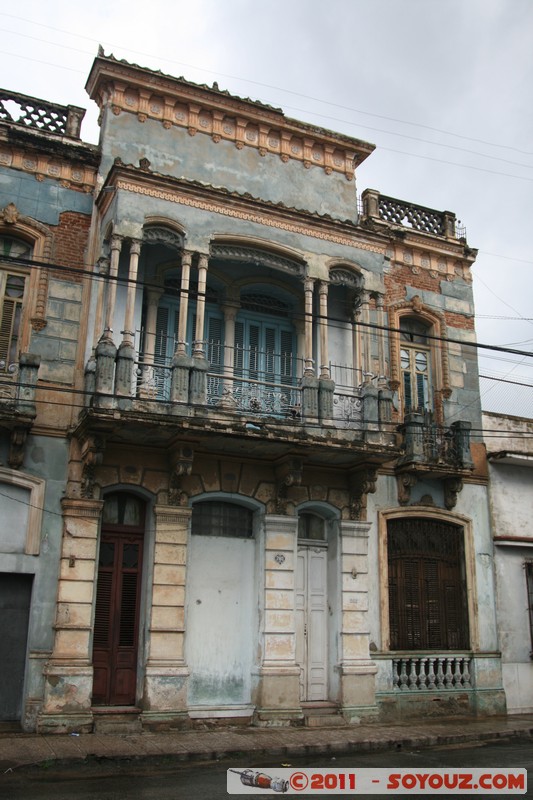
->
xmin=1 ymin=737 xmax=531 ymax=799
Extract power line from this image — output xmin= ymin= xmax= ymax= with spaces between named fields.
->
xmin=4 ymin=253 xmax=533 ymax=362
xmin=1 ymin=12 xmax=531 ymax=157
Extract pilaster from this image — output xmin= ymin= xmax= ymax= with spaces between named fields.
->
xmin=255 ymin=514 xmax=302 ymax=725
xmin=38 ymin=498 xmax=104 ymax=733
xmin=338 ymin=520 xmax=378 ymax=722
xmin=141 ymin=504 xmax=191 ymax=728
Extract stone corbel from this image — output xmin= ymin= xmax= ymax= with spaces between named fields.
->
xmin=80 ymin=435 xmax=106 ymax=499
xmin=349 ymin=467 xmax=378 ymax=520
xmin=275 ymin=457 xmax=303 ymax=514
xmin=168 ymin=445 xmax=194 ymax=506
xmin=397 ymin=471 xmax=418 ymax=505
xmin=443 ymin=477 xmax=463 ymax=510
xmin=8 ymin=426 xmax=29 ymax=469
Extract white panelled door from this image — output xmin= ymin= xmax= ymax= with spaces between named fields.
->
xmin=295 ymin=546 xmax=328 ymax=701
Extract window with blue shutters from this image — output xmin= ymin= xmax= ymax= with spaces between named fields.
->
xmin=148 ymin=297 xmax=223 ymax=399
xmin=234 ymin=312 xmax=295 ymax=415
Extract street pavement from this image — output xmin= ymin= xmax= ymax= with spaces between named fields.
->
xmin=1 ymin=714 xmax=532 ymax=774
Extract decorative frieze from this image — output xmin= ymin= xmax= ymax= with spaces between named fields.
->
xmin=113 ymin=180 xmax=384 ymax=253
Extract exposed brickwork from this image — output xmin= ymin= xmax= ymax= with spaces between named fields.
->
xmin=52 ymin=211 xmax=91 ymax=277
xmin=444 ymin=311 xmax=475 ymax=330
xmin=385 ymin=265 xmax=443 ymax=299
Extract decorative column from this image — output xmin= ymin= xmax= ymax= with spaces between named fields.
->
xmin=92 ymin=256 xmax=109 ymax=350
xmin=141 ymin=504 xmax=191 ymax=729
xmin=94 ymin=235 xmax=122 ymax=408
xmin=219 ymin=301 xmax=239 ymax=408
xmin=303 ymin=278 xmax=314 ymax=377
xmin=176 ymin=251 xmax=192 ymax=356
xmin=376 ymin=293 xmax=386 ymax=378
xmin=171 ymin=251 xmax=193 ymax=406
xmin=103 ymin=234 xmax=123 ymax=338
xmin=115 ymin=239 xmax=142 ymax=405
xmin=318 ymin=281 xmax=334 ymax=421
xmin=192 ymin=253 xmax=208 ymax=358
xmin=360 ymin=290 xmax=372 ymax=380
xmin=351 ymin=293 xmax=363 ymax=383
xmin=38 ymin=498 xmax=104 ymax=734
xmin=190 ymin=252 xmax=209 ymax=405
xmin=138 ymin=286 xmax=164 ymax=398
xmin=318 ymin=281 xmax=330 ymax=379
xmin=338 ymin=520 xmax=378 ymax=723
xmin=300 ymin=278 xmax=318 ymax=420
xmin=255 ymin=514 xmax=302 ymax=725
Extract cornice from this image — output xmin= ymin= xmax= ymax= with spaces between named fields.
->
xmin=99 ymin=165 xmax=386 ymax=255
xmin=86 ymin=53 xmax=375 ymax=178
xmin=0 ymin=131 xmax=97 ymax=193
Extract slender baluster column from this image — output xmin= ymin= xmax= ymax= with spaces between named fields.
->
xmin=176 ymin=251 xmax=192 ymax=356
xmin=303 ymin=278 xmax=314 ymax=377
xmin=318 ymin=281 xmax=330 ymax=380
xmin=193 ymin=253 xmax=208 ymax=358
xmin=139 ymin=287 xmax=164 ymax=398
xmin=301 ymin=278 xmax=318 ymax=419
xmin=103 ymin=234 xmax=123 ymax=338
xmin=190 ymin=253 xmax=209 ymax=405
xmin=115 ymin=239 xmax=141 ymax=404
xmin=94 ymin=235 xmax=123 ymax=407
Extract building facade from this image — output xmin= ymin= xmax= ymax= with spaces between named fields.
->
xmin=483 ymin=411 xmax=533 ymax=715
xmin=0 ymin=53 xmax=505 ymax=733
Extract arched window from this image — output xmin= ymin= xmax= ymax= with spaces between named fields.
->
xmin=387 ymin=517 xmax=469 ymax=651
xmin=0 ymin=236 xmax=32 ymax=374
xmin=191 ymin=500 xmax=253 ymax=538
xmin=399 ymin=317 xmax=432 ymax=413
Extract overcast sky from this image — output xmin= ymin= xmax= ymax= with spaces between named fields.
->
xmin=1 ymin=0 xmax=532 ymax=417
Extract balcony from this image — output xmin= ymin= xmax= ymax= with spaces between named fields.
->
xmin=81 ymin=335 xmax=398 ymax=468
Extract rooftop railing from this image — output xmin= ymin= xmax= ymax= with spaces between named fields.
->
xmin=0 ymin=89 xmax=85 ymax=139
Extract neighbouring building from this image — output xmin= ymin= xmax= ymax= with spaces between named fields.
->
xmin=0 ymin=51 xmax=506 ymax=733
xmin=483 ymin=411 xmax=533 ymax=715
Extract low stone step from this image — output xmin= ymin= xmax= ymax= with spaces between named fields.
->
xmin=304 ymin=713 xmax=347 ymax=728
xmin=93 ymin=713 xmax=142 ymax=734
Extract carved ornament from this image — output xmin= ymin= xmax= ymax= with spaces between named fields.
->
xmin=349 ymin=467 xmax=378 ymax=520
xmin=114 ymin=180 xmax=384 ymax=254
xmin=275 ymin=457 xmax=303 ymax=514
xmin=397 ymin=471 xmax=417 ymax=505
xmin=444 ymin=477 xmax=463 ymax=510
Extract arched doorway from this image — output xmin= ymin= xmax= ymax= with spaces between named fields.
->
xmin=92 ymin=493 xmax=145 ymax=706
xmin=185 ymin=500 xmax=257 ymax=713
xmin=295 ymin=512 xmax=330 ymax=702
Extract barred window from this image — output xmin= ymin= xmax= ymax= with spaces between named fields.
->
xmin=191 ymin=501 xmax=253 ymax=538
xmin=387 ymin=517 xmax=469 ymax=651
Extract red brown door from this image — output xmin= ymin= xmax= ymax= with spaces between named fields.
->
xmin=92 ymin=521 xmax=143 ymax=706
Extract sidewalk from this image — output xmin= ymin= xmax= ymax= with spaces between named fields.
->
xmin=1 ymin=715 xmax=533 ymax=773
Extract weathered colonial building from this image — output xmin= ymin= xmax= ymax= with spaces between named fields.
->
xmin=483 ymin=411 xmax=533 ymax=715
xmin=0 ymin=52 xmax=505 ymax=733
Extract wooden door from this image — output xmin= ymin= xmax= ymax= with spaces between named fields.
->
xmin=295 ymin=547 xmax=328 ymax=702
xmin=92 ymin=532 xmax=143 ymax=706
